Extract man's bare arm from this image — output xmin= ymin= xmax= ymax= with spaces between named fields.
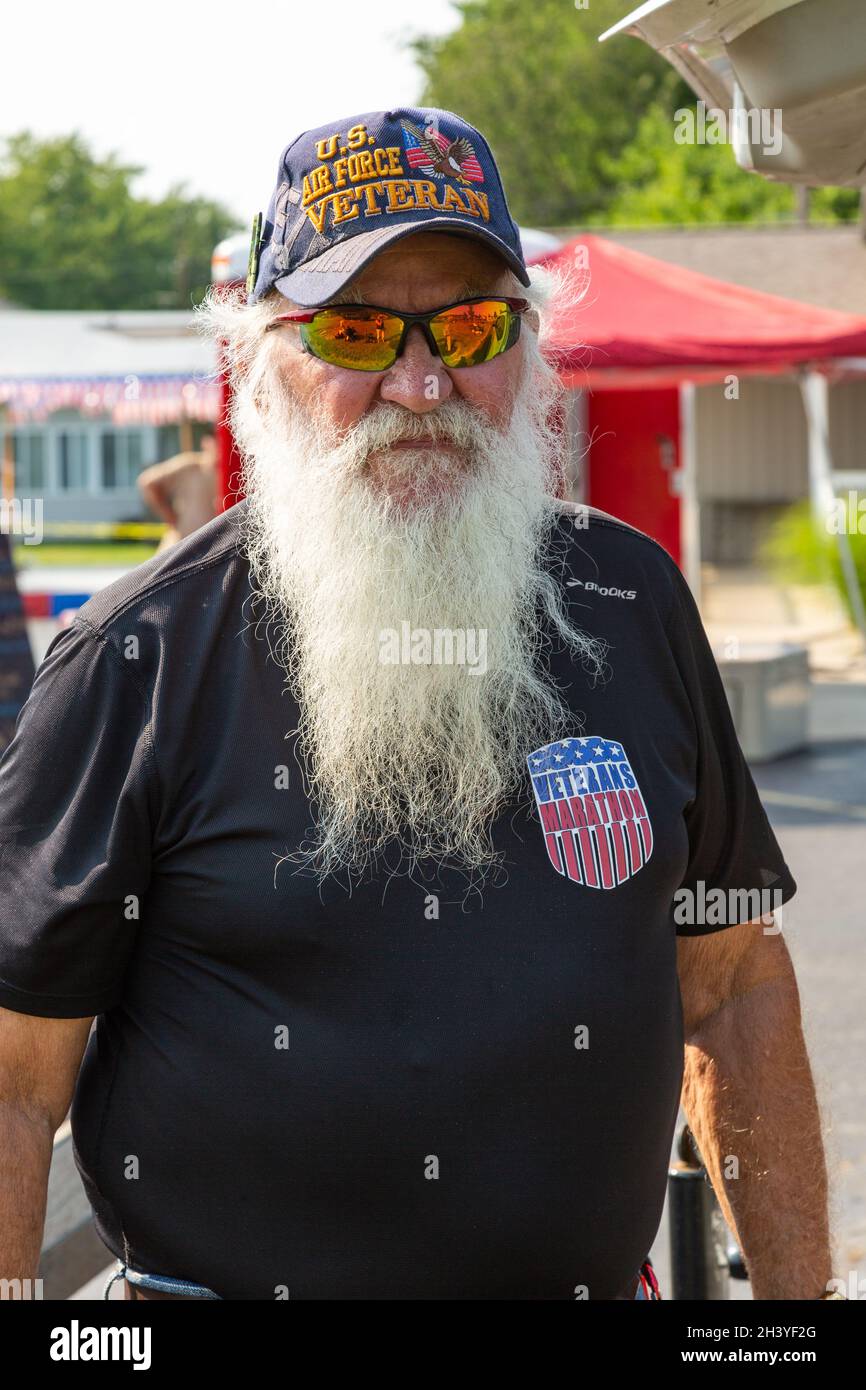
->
xmin=137 ymin=455 xmax=199 ymax=527
xmin=677 ymin=919 xmax=832 ymax=1300
xmin=0 ymin=1007 xmax=94 ymax=1287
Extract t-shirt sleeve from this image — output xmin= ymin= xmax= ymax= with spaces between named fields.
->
xmin=665 ymin=560 xmax=797 ymax=936
xmin=0 ymin=619 xmax=156 ymax=1016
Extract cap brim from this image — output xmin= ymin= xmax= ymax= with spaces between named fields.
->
xmin=272 ymin=217 xmax=530 ymax=307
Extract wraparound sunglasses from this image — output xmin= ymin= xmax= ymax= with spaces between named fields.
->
xmin=264 ymin=295 xmax=531 ymax=372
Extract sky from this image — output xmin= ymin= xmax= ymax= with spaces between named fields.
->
xmin=3 ymin=0 xmax=461 ymax=231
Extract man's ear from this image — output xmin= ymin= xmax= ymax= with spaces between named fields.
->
xmin=524 ymin=307 xmax=541 ymax=335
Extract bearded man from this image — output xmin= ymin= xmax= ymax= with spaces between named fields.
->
xmin=0 ymin=108 xmax=837 ymax=1303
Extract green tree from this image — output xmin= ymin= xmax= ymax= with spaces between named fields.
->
xmin=600 ymin=101 xmax=860 ymax=225
xmin=809 ymin=184 xmax=861 ymax=221
xmin=0 ymin=132 xmax=240 ymax=309
xmin=411 ymin=0 xmax=693 ymax=226
xmin=412 ymin=0 xmax=860 ymax=228
xmin=761 ymin=499 xmax=866 ymax=623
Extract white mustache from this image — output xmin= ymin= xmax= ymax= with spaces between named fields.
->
xmin=329 ymin=398 xmax=498 ymax=471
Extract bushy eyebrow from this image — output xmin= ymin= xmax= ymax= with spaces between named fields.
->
xmin=455 ymin=278 xmax=509 ymax=298
xmin=324 ymin=287 xmax=369 ymax=306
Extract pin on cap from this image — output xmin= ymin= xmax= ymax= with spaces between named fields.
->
xmin=246 ymin=107 xmax=529 ymax=308
xmin=246 ymin=211 xmax=264 ymax=297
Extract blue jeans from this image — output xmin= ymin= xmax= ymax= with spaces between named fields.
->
xmin=103 ymin=1260 xmax=222 ymax=1300
xmin=103 ymin=1258 xmax=659 ymax=1300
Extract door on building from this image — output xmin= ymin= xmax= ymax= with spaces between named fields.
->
xmin=586 ymin=387 xmax=681 ymax=565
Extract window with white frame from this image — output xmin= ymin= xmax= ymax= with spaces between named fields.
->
xmin=3 ymin=419 xmax=158 ymax=495
xmin=58 ymin=430 xmax=89 ymax=491
xmin=10 ymin=431 xmax=47 ymax=493
xmin=100 ymin=430 xmax=146 ymax=489
xmin=156 ymin=424 xmax=181 ymax=459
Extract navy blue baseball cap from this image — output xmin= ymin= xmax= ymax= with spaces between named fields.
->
xmin=246 ymin=106 xmax=530 ymax=307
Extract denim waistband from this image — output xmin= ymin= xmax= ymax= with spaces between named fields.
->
xmin=103 ymin=1260 xmax=222 ymax=1300
xmin=103 ymin=1258 xmax=657 ymax=1301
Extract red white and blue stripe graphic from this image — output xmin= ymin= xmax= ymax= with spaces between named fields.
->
xmin=402 ymin=124 xmax=484 ymax=183
xmin=528 ymin=736 xmax=653 ymax=889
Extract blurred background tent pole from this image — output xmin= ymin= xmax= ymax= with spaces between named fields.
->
xmin=798 ymin=367 xmax=866 ymax=643
xmin=678 ymin=381 xmax=701 ymax=606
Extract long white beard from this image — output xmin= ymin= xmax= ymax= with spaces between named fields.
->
xmin=230 ymin=339 xmax=606 ymax=886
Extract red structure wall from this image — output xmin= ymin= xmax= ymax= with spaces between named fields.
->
xmin=586 ymin=388 xmax=682 ymax=565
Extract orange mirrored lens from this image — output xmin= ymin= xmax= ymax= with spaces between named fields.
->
xmin=300 ymin=300 xmax=519 ymax=371
xmin=429 ymin=300 xmax=516 ymax=367
xmin=301 ymin=307 xmax=403 ymax=371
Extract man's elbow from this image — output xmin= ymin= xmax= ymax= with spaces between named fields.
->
xmin=683 ymin=921 xmax=800 ymax=1045
xmin=686 ymin=950 xmax=802 ymax=1053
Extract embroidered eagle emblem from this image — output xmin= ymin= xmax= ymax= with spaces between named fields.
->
xmin=400 ymin=119 xmax=485 ymax=185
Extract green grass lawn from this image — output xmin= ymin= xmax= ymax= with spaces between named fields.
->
xmin=12 ymin=543 xmax=160 ymax=568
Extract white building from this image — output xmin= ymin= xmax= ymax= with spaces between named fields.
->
xmin=0 ymin=309 xmax=219 ymax=524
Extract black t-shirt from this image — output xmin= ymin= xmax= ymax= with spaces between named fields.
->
xmin=0 ymin=500 xmax=796 ymax=1300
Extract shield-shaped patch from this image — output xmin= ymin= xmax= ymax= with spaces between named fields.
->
xmin=527 ymin=736 xmax=653 ymax=888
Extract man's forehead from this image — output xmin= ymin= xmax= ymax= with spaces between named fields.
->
xmin=344 ymin=232 xmax=514 ymax=296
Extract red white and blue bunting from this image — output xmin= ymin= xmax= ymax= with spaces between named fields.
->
xmin=0 ymin=374 xmax=220 ymax=425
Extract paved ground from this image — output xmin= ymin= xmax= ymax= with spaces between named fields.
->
xmin=702 ymin=564 xmax=866 ymax=685
xmin=22 ymin=563 xmax=864 ymax=1301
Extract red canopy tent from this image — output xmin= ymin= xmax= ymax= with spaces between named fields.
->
xmin=535 ymin=233 xmax=866 ymax=389
xmin=528 ymin=234 xmax=866 ymax=586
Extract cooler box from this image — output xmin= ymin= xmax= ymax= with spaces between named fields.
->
xmin=713 ymin=643 xmax=810 ymax=763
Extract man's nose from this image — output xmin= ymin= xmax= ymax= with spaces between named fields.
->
xmin=378 ymin=325 xmax=453 ymax=412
